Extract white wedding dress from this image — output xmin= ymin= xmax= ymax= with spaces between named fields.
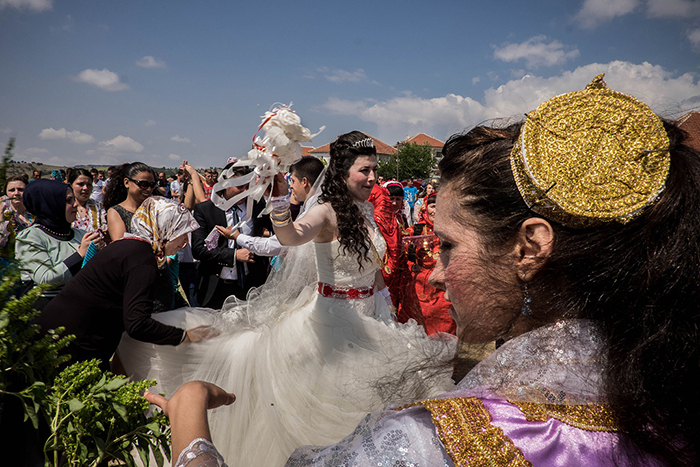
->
xmin=117 ymin=201 xmax=456 ymax=467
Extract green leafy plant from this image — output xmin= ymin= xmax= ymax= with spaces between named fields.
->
xmin=0 ymin=137 xmax=172 ymax=466
xmin=44 ymin=360 xmax=171 ymax=467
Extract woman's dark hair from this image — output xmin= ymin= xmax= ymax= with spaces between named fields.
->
xmin=439 ymin=122 xmax=700 ymax=465
xmin=103 ymin=162 xmax=154 ymax=209
xmin=67 ymin=168 xmax=92 ymax=186
xmin=320 ymin=131 xmax=376 ymax=270
xmin=386 ymin=184 xmax=404 ymax=198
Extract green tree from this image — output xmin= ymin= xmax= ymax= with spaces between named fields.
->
xmin=378 ymin=142 xmax=436 ymax=181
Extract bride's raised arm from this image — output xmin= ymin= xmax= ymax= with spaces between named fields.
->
xmin=269 ymin=172 xmax=333 ymax=246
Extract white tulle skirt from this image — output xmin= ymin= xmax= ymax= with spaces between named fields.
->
xmin=117 ymin=285 xmax=456 ymax=467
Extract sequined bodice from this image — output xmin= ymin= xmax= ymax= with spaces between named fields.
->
xmin=315 ymin=201 xmax=386 ymax=289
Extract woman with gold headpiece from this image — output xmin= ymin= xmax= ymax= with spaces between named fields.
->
xmin=152 ymin=76 xmax=699 ymax=466
xmin=38 ymin=196 xmax=209 ymax=370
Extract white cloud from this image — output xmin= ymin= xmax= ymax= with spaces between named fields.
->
xmin=171 ymin=135 xmax=191 ymax=143
xmin=73 ymin=68 xmax=129 ymax=92
xmin=0 ymin=0 xmax=52 ymax=12
xmin=136 ymin=56 xmax=166 ymax=69
xmin=575 ymin=0 xmax=640 ymax=28
xmin=317 ymin=67 xmax=373 ymax=83
xmin=494 ymin=36 xmax=580 ymax=69
xmin=472 ymin=77 xmax=481 ymax=85
xmin=97 ymin=135 xmax=144 ymax=155
xmin=38 ymin=127 xmax=95 ymax=144
xmin=647 ymin=0 xmax=700 ymax=18
xmin=168 ymin=153 xmax=181 ymax=161
xmin=144 ymin=119 xmax=157 ymax=127
xmin=688 ymin=28 xmax=700 ymax=49
xmin=321 ymin=60 xmax=700 ymax=144
xmin=0 ymin=127 xmax=12 ymax=134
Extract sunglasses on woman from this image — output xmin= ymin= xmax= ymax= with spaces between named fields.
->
xmin=129 ymin=178 xmax=157 ymax=189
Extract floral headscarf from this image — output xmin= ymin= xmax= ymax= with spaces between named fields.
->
xmin=126 ymin=196 xmax=199 ymax=265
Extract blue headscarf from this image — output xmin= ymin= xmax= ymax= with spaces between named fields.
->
xmin=23 ymin=179 xmax=73 ymax=236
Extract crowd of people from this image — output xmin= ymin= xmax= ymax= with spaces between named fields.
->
xmin=3 ymin=74 xmax=700 ymax=466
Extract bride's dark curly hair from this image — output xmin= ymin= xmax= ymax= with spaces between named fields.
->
xmin=320 ymin=131 xmax=376 ymax=270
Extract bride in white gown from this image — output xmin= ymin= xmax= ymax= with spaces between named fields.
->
xmin=117 ymin=131 xmax=456 ymax=467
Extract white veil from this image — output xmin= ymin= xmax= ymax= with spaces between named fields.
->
xmin=216 ymin=167 xmax=328 ymax=331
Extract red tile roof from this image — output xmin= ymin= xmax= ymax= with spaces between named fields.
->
xmin=677 ymin=111 xmax=700 ymax=152
xmin=310 ymin=135 xmax=397 ymax=155
xmin=404 ymin=133 xmax=444 ymax=148
xmin=301 ymin=146 xmax=314 ymax=157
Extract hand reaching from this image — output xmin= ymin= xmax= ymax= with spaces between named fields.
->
xmin=182 ymin=325 xmax=220 ymax=343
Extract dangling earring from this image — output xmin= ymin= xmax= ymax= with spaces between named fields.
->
xmin=521 ymin=282 xmax=532 ymax=316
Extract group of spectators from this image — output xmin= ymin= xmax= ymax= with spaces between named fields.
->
xmin=1 ymin=159 xmax=452 ymax=339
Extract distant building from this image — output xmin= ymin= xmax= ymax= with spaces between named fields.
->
xmin=310 ymin=134 xmax=397 ymax=163
xmin=301 ymin=146 xmax=314 ymax=157
xmin=401 ymin=133 xmax=445 ymax=164
xmin=676 ymin=111 xmax=700 ymax=152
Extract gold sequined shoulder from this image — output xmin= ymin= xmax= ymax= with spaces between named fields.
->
xmin=398 ymin=397 xmax=532 ymax=467
xmin=509 ymin=401 xmax=618 ymax=433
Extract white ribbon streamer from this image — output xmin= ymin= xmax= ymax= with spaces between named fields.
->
xmin=210 ymin=105 xmax=323 ymax=229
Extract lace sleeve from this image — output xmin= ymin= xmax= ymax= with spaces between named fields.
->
xmin=175 ymin=438 xmax=228 ymax=467
xmin=285 ymin=406 xmax=453 ymax=467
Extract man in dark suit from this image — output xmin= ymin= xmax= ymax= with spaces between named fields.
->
xmin=191 ymin=163 xmax=271 ymax=308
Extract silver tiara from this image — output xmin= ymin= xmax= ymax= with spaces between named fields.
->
xmin=352 ymin=137 xmax=374 ymax=149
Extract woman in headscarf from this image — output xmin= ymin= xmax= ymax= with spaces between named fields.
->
xmin=38 ymin=196 xmax=208 ymax=370
xmin=399 ymin=193 xmax=455 ymax=335
xmin=15 ymin=179 xmax=105 ymax=309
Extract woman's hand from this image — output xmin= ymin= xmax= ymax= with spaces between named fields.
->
xmin=145 ymin=381 xmax=235 ymax=417
xmin=77 ymin=231 xmax=104 ymax=257
xmin=182 ymin=325 xmax=220 ymax=343
xmin=271 ymin=172 xmax=289 ymax=197
xmin=182 ymin=160 xmax=204 ymax=181
xmin=144 ymin=381 xmax=235 ymax=462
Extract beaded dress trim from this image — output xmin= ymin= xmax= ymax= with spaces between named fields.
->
xmin=510 ymin=401 xmax=618 ymax=432
xmin=399 ymin=397 xmax=532 ymax=467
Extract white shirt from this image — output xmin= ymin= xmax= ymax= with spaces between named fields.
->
xmin=90 ymin=179 xmax=105 ymax=204
xmin=170 ymin=180 xmax=182 ymax=198
xmin=220 ymin=202 xmax=252 ymax=280
xmin=236 ymin=234 xmax=284 ymax=257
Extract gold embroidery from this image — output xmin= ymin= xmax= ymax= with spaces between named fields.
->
xmin=399 ymin=397 xmax=532 ymax=467
xmin=510 ymin=401 xmax=618 ymax=433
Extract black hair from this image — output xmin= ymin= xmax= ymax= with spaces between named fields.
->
xmin=439 ymin=122 xmax=700 ymax=465
xmin=67 ymin=168 xmax=92 ymax=186
xmin=290 ymin=156 xmax=325 ymax=187
xmin=103 ymin=162 xmax=155 ymax=209
xmin=386 ymin=184 xmax=404 ymax=197
xmin=320 ymin=131 xmax=376 ymax=270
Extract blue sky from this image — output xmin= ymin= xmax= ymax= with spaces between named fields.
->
xmin=1 ymin=0 xmax=700 ymax=168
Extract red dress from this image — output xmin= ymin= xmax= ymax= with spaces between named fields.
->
xmin=398 ymin=198 xmax=455 ymax=335
xmin=367 ymin=184 xmax=404 ymax=306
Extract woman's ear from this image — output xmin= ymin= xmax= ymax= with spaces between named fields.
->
xmin=513 ymin=218 xmax=554 ymax=281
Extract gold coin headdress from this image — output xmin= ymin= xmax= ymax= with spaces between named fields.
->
xmin=510 ymin=74 xmax=670 ymax=228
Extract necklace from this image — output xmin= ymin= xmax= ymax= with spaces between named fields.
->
xmin=36 ymin=223 xmax=72 ymax=239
